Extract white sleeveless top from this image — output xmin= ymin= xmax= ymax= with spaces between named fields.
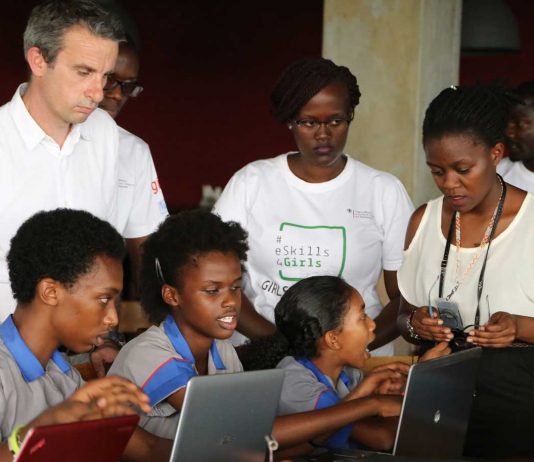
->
xmin=398 ymin=194 xmax=534 ymax=326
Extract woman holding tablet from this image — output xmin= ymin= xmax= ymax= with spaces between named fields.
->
xmin=397 ymin=85 xmax=534 ymax=459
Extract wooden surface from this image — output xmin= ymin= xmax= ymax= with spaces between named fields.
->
xmin=119 ymin=301 xmax=151 ymax=334
xmin=74 ymin=362 xmax=98 ymax=381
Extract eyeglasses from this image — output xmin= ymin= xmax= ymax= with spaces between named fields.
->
xmin=104 ymin=75 xmax=143 ymax=98
xmin=292 ymin=117 xmax=350 ymax=131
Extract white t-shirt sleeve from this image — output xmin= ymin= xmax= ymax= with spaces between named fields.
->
xmin=376 ymin=175 xmax=414 ymax=271
xmin=213 ymin=165 xmax=260 ymax=298
xmin=121 ymin=139 xmax=168 ymax=239
xmin=213 ymin=164 xmax=260 ymax=229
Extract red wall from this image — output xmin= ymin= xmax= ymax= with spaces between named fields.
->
xmin=0 ymin=1 xmax=323 ymax=210
xmin=460 ymin=0 xmax=534 ymax=86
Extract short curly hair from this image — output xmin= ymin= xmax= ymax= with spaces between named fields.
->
xmin=271 ymin=57 xmax=361 ymax=123
xmin=7 ymin=208 xmax=125 ymax=304
xmin=140 ymin=210 xmax=249 ymax=324
xmin=240 ymin=276 xmax=353 ymax=371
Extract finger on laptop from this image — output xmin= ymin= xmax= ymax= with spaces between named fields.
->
xmin=351 ymin=370 xmax=406 ymax=399
xmin=371 ymin=362 xmax=410 ymax=375
xmin=70 ymin=376 xmax=151 ymax=414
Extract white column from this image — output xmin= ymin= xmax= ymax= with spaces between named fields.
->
xmin=323 ymin=0 xmax=462 ymax=205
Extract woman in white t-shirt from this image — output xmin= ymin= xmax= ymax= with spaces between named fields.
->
xmin=397 ymin=85 xmax=534 ymax=459
xmin=214 ymin=58 xmax=413 ymax=355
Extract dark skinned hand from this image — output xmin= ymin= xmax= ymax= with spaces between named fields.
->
xmin=411 ymin=307 xmax=454 ymax=342
xmin=467 ymin=311 xmax=518 ymax=348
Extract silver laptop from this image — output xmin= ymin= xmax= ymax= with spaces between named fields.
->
xmin=310 ymin=347 xmax=482 ymax=461
xmin=169 ymin=369 xmax=284 ymax=462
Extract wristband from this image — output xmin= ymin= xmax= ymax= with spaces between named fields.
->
xmin=8 ymin=424 xmax=25 ymax=456
xmin=406 ymin=309 xmax=422 ymax=341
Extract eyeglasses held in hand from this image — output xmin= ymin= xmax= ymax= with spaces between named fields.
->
xmin=104 ymin=75 xmax=144 ymax=98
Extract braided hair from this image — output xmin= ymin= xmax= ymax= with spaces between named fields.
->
xmin=271 ymin=58 xmax=361 ymax=123
xmin=422 ymin=84 xmax=518 ymax=147
xmin=239 ymin=276 xmax=354 ymax=371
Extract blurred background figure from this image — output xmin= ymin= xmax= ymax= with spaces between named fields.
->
xmin=500 ymin=80 xmax=534 ymax=193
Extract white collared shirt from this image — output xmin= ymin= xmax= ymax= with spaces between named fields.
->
xmin=116 ymin=127 xmax=168 ymax=238
xmin=0 ymin=84 xmax=120 ymax=320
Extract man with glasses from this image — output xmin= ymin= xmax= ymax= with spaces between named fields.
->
xmin=91 ymin=40 xmax=167 ymax=377
xmin=99 ymin=41 xmax=144 ymax=119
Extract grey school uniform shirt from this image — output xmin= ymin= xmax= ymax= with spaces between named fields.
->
xmin=276 ymin=356 xmax=364 ymax=449
xmin=0 ymin=316 xmax=84 ymax=441
xmin=108 ymin=315 xmax=243 ymax=439
xmin=276 ymin=356 xmax=363 ymax=415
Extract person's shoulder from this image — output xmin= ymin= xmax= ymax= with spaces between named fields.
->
xmin=118 ymin=126 xmax=148 ymax=148
xmin=0 ymin=99 xmax=11 ymax=118
xmin=276 ymin=355 xmax=300 ymax=369
xmin=217 ymin=154 xmax=286 ymax=203
xmin=276 ymin=357 xmax=326 ymax=394
xmin=349 ymin=158 xmax=409 ymax=196
xmin=119 ymin=325 xmax=172 ymax=359
xmin=276 ymin=356 xmax=314 ymax=377
xmin=0 ymin=98 xmax=17 ymax=137
xmin=0 ymin=338 xmax=14 ymax=367
xmin=0 ymin=339 xmax=24 ymax=387
xmin=117 ymin=126 xmax=150 ymax=160
xmin=82 ymin=108 xmax=118 ymax=136
xmin=511 ymin=189 xmax=534 ymax=215
xmin=411 ymin=201 xmax=431 ymax=223
xmin=497 ymin=156 xmax=514 ymax=175
xmin=232 ymin=154 xmax=284 ymax=177
xmin=404 ymin=201 xmax=435 ymax=249
xmin=351 ymin=158 xmax=403 ymax=184
xmin=110 ymin=325 xmax=175 ymax=376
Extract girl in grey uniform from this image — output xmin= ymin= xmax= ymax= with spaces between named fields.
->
xmin=110 ymin=212 xmax=409 ymax=456
xmin=241 ymin=276 xmax=449 ymax=451
xmin=109 ymin=210 xmax=247 ymax=439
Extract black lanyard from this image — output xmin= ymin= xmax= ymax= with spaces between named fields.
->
xmin=439 ymin=175 xmax=507 ymax=327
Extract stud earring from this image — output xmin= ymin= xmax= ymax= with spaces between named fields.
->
xmin=288 ymin=124 xmax=293 ymax=130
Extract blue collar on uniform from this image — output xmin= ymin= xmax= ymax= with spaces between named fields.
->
xmin=296 ymin=357 xmax=352 ymax=393
xmin=0 ymin=315 xmax=71 ymax=382
xmin=296 ymin=357 xmax=355 ymax=449
xmin=163 ymin=315 xmax=226 ymax=370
